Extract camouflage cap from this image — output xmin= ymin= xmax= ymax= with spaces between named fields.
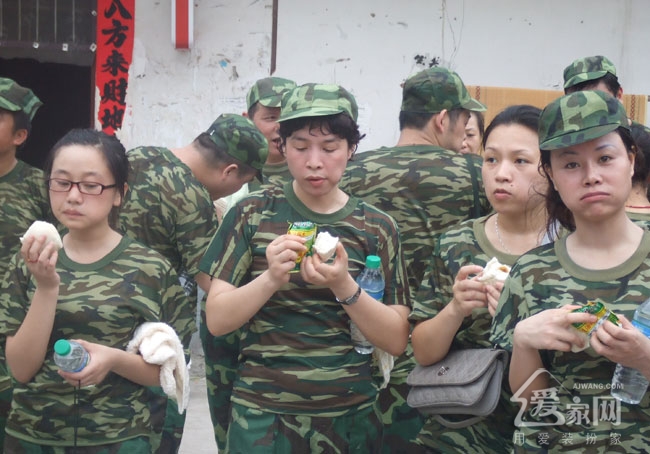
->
xmin=206 ymin=114 xmax=269 ymax=181
xmin=246 ymin=77 xmax=297 ymax=110
xmin=563 ymin=55 xmax=617 ymax=90
xmin=538 ymin=90 xmax=629 ymax=151
xmin=0 ymin=77 xmax=42 ymax=121
xmin=278 ymin=83 xmax=359 ymax=122
xmin=400 ymin=67 xmax=486 ymax=114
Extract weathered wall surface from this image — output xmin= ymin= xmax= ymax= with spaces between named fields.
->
xmin=119 ymin=0 xmax=650 ymax=151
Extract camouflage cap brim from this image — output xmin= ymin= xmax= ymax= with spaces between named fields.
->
xmin=0 ymin=78 xmax=43 ymax=121
xmin=540 ymin=123 xmax=622 ymax=151
xmin=461 ymin=97 xmax=487 ymax=112
xmin=539 ymin=90 xmax=628 ymax=151
xmin=278 ymin=83 xmax=359 ymax=122
xmin=400 ymin=67 xmax=485 ymax=114
xmin=247 ymin=77 xmax=297 ymax=110
xmin=563 ymin=70 xmax=609 ymax=90
xmin=562 ymin=55 xmax=617 ymax=90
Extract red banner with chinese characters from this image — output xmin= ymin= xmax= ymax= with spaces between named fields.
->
xmin=95 ymin=0 xmax=135 ymax=135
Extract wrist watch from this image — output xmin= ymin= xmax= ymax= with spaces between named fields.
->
xmin=336 ymin=285 xmax=361 ymax=306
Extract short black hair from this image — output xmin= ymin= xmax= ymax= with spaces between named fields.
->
xmin=398 ymin=108 xmax=467 ymax=131
xmin=565 ymin=73 xmax=621 ymax=97
xmin=279 ymin=113 xmax=364 ymax=157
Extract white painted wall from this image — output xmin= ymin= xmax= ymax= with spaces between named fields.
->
xmin=118 ymin=0 xmax=650 ymax=152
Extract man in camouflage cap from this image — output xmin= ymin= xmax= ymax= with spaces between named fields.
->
xmin=339 ymin=66 xmax=490 ymax=453
xmin=118 ymin=113 xmax=266 ymax=454
xmin=244 ymin=76 xmax=296 ymax=191
xmin=563 ymin=55 xmax=623 ymax=99
xmin=0 ymin=77 xmax=42 ymax=122
xmin=0 ymin=77 xmax=50 ymax=448
xmin=539 ymin=89 xmax=628 ymax=151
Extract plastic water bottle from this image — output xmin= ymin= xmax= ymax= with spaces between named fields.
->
xmin=351 ymin=255 xmax=384 ymax=355
xmin=611 ymin=298 xmax=650 ymax=404
xmin=53 ymin=339 xmax=90 ymax=373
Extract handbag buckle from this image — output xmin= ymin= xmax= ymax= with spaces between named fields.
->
xmin=437 ymin=366 xmax=449 ymax=376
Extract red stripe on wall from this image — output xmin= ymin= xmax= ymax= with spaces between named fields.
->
xmin=175 ymin=0 xmax=189 ymax=49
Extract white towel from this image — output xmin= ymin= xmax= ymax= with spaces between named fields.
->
xmin=373 ymin=347 xmax=394 ymax=390
xmin=126 ymin=322 xmax=190 ymax=413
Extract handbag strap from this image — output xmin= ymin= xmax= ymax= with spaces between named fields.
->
xmin=434 ymin=414 xmax=484 ymax=429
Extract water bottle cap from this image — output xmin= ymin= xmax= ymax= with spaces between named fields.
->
xmin=365 ymin=255 xmax=381 ymax=269
xmin=54 ymin=339 xmax=72 ymax=356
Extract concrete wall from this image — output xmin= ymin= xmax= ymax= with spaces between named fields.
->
xmin=118 ymin=0 xmax=650 ymax=151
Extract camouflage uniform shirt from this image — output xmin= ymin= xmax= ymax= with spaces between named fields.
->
xmin=248 ymin=161 xmax=292 ymax=193
xmin=490 ymin=232 xmax=650 ymax=452
xmin=0 ymin=236 xmax=193 ymax=446
xmin=119 ymin=146 xmax=217 ymax=279
xmin=340 ymin=145 xmax=490 ymax=384
xmin=341 ymin=145 xmax=490 ymax=304
xmin=199 ymin=182 xmax=409 ymax=417
xmin=0 ymin=160 xmax=51 ymax=392
xmin=411 ymin=217 xmax=518 ymax=453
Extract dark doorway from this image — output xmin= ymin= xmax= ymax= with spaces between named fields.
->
xmin=0 ymin=58 xmax=93 ymax=170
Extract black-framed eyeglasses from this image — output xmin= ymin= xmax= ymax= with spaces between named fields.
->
xmin=47 ymin=178 xmax=117 ymax=195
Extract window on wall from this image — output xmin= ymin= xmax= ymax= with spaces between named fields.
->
xmin=0 ymin=0 xmax=97 ymax=169
xmin=0 ymin=0 xmax=96 ymax=66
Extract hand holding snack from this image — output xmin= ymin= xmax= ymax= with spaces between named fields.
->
xmin=20 ymin=220 xmax=63 ymax=251
xmin=477 ymin=257 xmax=511 ymax=285
xmin=313 ymin=231 xmax=339 ymax=261
xmin=570 ymin=301 xmax=620 ymax=352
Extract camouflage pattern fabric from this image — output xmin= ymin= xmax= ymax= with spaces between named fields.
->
xmin=4 ymin=434 xmax=152 ymax=453
xmin=278 ymin=83 xmax=359 ymax=122
xmin=400 ymin=67 xmax=486 ymax=114
xmin=410 ymin=217 xmax=519 ymax=453
xmin=340 ymin=145 xmax=491 ymax=452
xmin=341 ymin=145 xmax=490 ymax=320
xmin=490 ymin=232 xmax=650 ymax=452
xmin=199 ymin=181 xmax=409 ymax=418
xmin=247 ymin=161 xmax=292 ymax=192
xmin=375 ymin=382 xmax=428 ymax=454
xmin=119 ymin=146 xmax=217 ymax=280
xmin=199 ymin=319 xmax=240 ymax=451
xmin=627 ymin=211 xmax=650 ymax=226
xmin=225 ymin=401 xmax=383 ymax=454
xmin=118 ymin=146 xmax=216 ymax=452
xmin=0 ymin=77 xmax=42 ymax=120
xmin=0 ymin=160 xmax=51 ymax=393
xmin=205 ymin=114 xmax=269 ymax=180
xmin=563 ymin=55 xmax=617 ymax=90
xmin=538 ymin=90 xmax=629 ymax=151
xmin=246 ymin=77 xmax=297 ymax=109
xmin=0 ymin=160 xmax=52 ymax=448
xmin=0 ymin=236 xmax=193 ymax=447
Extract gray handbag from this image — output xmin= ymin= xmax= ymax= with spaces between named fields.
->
xmin=406 ymin=348 xmax=508 ymax=429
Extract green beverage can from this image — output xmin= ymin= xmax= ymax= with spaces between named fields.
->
xmin=572 ymin=301 xmax=620 ymax=335
xmin=287 ymin=221 xmax=317 ymax=272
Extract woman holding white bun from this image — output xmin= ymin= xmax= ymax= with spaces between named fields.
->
xmin=0 ymin=129 xmax=192 ymax=452
xmin=410 ymin=105 xmax=550 ymax=453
